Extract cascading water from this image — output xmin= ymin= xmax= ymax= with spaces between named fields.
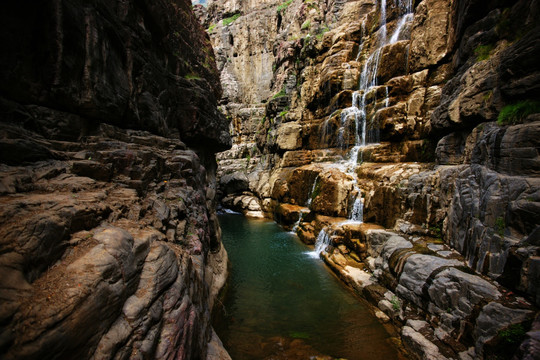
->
xmin=317 ymin=0 xmax=415 ymax=223
xmin=345 ymin=0 xmax=414 ymax=221
xmin=291 ymin=176 xmax=319 ymax=234
xmin=308 ymin=228 xmax=332 ymax=258
xmin=389 ymin=13 xmax=413 ymax=44
xmin=355 ymin=20 xmax=367 ymax=61
xmin=379 ymin=0 xmax=388 ymax=44
xmin=350 ymin=197 xmax=364 ymax=222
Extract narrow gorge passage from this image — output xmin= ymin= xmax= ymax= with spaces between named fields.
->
xmin=214 ymin=213 xmax=404 ymax=360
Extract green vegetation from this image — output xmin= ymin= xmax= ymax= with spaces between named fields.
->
xmin=301 ymin=20 xmax=311 ymax=30
xmin=429 ymin=223 xmax=443 ymax=240
xmin=474 ymin=44 xmax=494 ymax=61
xmin=412 ymin=243 xmax=436 ymax=256
xmin=278 ymin=107 xmax=290 ymax=117
xmin=497 ymin=100 xmax=540 ymax=125
xmin=303 ymin=0 xmax=318 ymax=9
xmin=271 ymin=88 xmax=287 ymax=99
xmin=277 ymin=0 xmax=293 ymax=14
xmin=390 ymin=296 xmax=400 ymax=311
xmin=498 ymin=324 xmax=526 ymax=345
xmin=495 ymin=216 xmax=505 ymax=237
xmin=316 ymin=25 xmax=330 ymax=40
xmin=185 ymin=73 xmax=201 ymax=80
xmin=223 ymin=13 xmax=241 ymax=26
xmin=482 ymin=90 xmax=493 ymax=104
xmin=207 ymin=23 xmax=216 ymax=33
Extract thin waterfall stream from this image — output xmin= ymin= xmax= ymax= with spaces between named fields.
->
xmin=214 ymin=213 xmax=403 ymax=360
xmin=317 ymin=0 xmax=414 ymax=223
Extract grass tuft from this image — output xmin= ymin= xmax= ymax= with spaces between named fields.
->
xmin=497 ymin=100 xmax=540 ymax=125
xmin=277 ymin=0 xmax=293 ymax=14
xmin=474 ymin=44 xmax=494 ymax=61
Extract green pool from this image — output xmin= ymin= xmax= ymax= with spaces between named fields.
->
xmin=214 ymin=213 xmax=402 ymax=359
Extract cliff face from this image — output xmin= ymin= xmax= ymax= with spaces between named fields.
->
xmin=0 ymin=0 xmax=230 ymax=359
xmin=202 ymin=0 xmax=540 ymax=358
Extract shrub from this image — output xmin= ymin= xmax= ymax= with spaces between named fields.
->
xmin=301 ymin=20 xmax=311 ymax=30
xmin=223 ymin=13 xmax=241 ymax=26
xmin=499 ymin=324 xmax=526 ymax=345
xmin=185 ymin=73 xmax=201 ymax=80
xmin=497 ymin=100 xmax=540 ymax=125
xmin=391 ymin=296 xmax=400 ymax=311
xmin=474 ymin=44 xmax=494 ymax=61
xmin=277 ymin=0 xmax=293 ymax=14
xmin=207 ymin=23 xmax=216 ymax=33
xmin=495 ymin=216 xmax=505 ymax=237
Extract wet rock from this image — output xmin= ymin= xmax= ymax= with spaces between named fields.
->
xmin=497 ymin=23 xmax=540 ymax=101
xmin=310 ymin=168 xmax=354 ymax=217
xmin=207 ymin=329 xmax=232 ymax=360
xmin=71 ymin=160 xmax=112 ymax=181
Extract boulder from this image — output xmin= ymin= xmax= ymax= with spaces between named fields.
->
xmin=276 ymin=122 xmax=303 ymax=151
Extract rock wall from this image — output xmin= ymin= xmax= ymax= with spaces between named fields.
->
xmin=202 ymin=0 xmax=540 ymax=358
xmin=0 ymin=0 xmax=230 ymax=359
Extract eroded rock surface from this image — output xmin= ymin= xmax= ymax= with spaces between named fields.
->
xmin=1 ymin=0 xmax=230 ymax=358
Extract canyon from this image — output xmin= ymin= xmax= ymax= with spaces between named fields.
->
xmin=197 ymin=0 xmax=540 ymax=358
xmin=0 ymin=0 xmax=538 ymax=359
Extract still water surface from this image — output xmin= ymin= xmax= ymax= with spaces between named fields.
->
xmin=214 ymin=214 xmax=402 ymax=359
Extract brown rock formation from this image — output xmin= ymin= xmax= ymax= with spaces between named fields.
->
xmin=204 ymin=0 xmax=540 ymax=358
xmin=0 ymin=0 xmax=230 ymax=359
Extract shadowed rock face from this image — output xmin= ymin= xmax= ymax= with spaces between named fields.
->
xmin=0 ymin=0 xmax=230 ymax=359
xmin=0 ymin=0 xmax=230 ymax=152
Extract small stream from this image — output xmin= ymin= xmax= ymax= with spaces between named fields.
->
xmin=214 ymin=213 xmax=402 ymax=359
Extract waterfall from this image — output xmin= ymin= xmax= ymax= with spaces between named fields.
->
xmin=379 ymin=0 xmax=387 ymax=45
xmin=389 ymin=13 xmax=413 ymax=44
xmin=291 ymin=176 xmax=319 ymax=234
xmin=350 ymin=197 xmax=363 ymax=222
xmin=355 ymin=20 xmax=367 ymax=61
xmin=308 ymin=229 xmax=332 ymax=258
xmin=316 ymin=0 xmax=415 ymax=224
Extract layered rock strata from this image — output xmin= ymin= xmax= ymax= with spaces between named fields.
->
xmin=201 ymin=0 xmax=540 ymax=358
xmin=0 ymin=0 xmax=230 ymax=359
